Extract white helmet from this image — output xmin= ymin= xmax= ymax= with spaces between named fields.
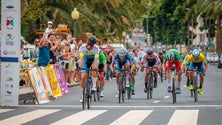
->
xmin=118 ymin=48 xmax=127 ymax=56
xmin=166 ymin=51 xmax=174 ymax=62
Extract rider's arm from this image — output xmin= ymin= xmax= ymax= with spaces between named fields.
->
xmin=78 ymin=45 xmax=85 ymax=68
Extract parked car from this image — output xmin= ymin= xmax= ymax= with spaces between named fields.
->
xmin=218 ymin=54 xmax=222 ymax=68
xmin=101 ymin=43 xmax=126 ymax=52
xmin=206 ymin=52 xmax=218 ymax=63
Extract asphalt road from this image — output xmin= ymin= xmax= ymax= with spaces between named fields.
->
xmin=0 ymin=65 xmax=222 ymax=125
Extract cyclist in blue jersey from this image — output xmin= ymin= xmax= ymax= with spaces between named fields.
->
xmin=110 ymin=48 xmax=132 ymax=97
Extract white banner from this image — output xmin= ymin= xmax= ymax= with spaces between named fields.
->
xmin=1 ymin=0 xmax=20 ymax=106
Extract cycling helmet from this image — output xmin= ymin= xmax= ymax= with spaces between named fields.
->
xmin=192 ymin=49 xmax=199 ymax=58
xmin=129 ymin=52 xmax=135 ymax=59
xmin=166 ymin=51 xmax=175 ymax=62
xmin=159 ymin=51 xmax=163 ymax=55
xmin=118 ymin=48 xmax=127 ymax=56
xmin=145 ymin=48 xmax=153 ymax=54
xmin=87 ymin=36 xmax=97 ymax=45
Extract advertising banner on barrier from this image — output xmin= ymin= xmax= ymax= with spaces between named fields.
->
xmin=0 ymin=1 xmax=20 ymax=106
xmin=54 ymin=64 xmax=69 ymax=94
xmin=29 ymin=67 xmax=50 ymax=104
xmin=40 ymin=67 xmax=53 ymax=96
xmin=45 ymin=65 xmax=62 ymax=98
xmin=0 ymin=62 xmax=20 ymax=106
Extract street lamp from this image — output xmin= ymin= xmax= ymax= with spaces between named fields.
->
xmin=146 ymin=15 xmax=155 ymax=47
xmin=71 ymin=8 xmax=79 ymax=37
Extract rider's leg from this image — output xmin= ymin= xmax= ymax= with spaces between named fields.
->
xmin=144 ymin=68 xmax=150 ymax=92
xmin=91 ymin=61 xmax=98 ymax=91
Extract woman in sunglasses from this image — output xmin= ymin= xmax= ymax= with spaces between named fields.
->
xmin=78 ymin=36 xmax=100 ymax=103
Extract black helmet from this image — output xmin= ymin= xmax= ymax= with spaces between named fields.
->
xmin=87 ymin=36 xmax=97 ymax=45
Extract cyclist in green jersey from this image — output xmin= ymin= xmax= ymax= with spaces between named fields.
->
xmin=98 ymin=50 xmax=107 ymax=97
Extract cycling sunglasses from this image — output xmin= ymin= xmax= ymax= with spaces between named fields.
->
xmin=87 ymin=42 xmax=93 ymax=47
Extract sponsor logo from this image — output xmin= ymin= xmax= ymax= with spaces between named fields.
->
xmin=6 ymin=77 xmax=13 ymax=81
xmin=2 ymin=50 xmax=16 ymax=55
xmin=6 ymin=5 xmax=14 ymax=9
xmin=3 ymin=50 xmax=8 ymax=55
xmin=5 ymin=90 xmax=13 ymax=96
xmin=6 ymin=34 xmax=14 ymax=40
xmin=5 ymin=34 xmax=14 ymax=45
xmin=6 ymin=16 xmax=14 ymax=29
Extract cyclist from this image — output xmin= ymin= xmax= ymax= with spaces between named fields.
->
xmin=182 ymin=50 xmax=192 ymax=86
xmin=110 ymin=48 xmax=132 ymax=97
xmin=129 ymin=52 xmax=139 ymax=95
xmin=163 ymin=49 xmax=183 ymax=94
xmin=185 ymin=49 xmax=208 ymax=95
xmin=140 ymin=48 xmax=160 ymax=91
xmin=98 ymin=49 xmax=107 ymax=97
xmin=78 ymin=36 xmax=99 ymax=102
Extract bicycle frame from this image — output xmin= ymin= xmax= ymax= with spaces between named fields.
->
xmin=145 ymin=67 xmax=154 ymax=100
xmin=118 ymin=68 xmax=128 ymax=103
xmin=190 ymin=67 xmax=199 ymax=102
xmin=80 ymin=68 xmax=97 ymax=110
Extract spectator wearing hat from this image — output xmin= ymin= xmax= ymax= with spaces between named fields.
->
xmin=44 ymin=21 xmax=53 ymax=39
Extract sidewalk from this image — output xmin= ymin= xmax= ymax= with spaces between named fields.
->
xmin=19 ymin=82 xmax=80 ymax=102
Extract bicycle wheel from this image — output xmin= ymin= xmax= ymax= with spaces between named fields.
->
xmin=82 ymin=84 xmax=86 ymax=110
xmin=87 ymin=79 xmax=92 ymax=109
xmin=193 ymin=77 xmax=198 ymax=102
xmin=126 ymin=77 xmax=131 ymax=100
xmin=122 ymin=77 xmax=126 ymax=103
xmin=172 ymin=77 xmax=176 ymax=104
xmin=119 ymin=77 xmax=122 ymax=103
xmin=96 ymin=79 xmax=101 ymax=101
xmin=147 ymin=73 xmax=153 ymax=99
xmin=160 ymin=68 xmax=163 ymax=82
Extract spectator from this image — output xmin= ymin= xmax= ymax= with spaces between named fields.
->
xmin=38 ymin=36 xmax=50 ymax=67
xmin=32 ymin=38 xmax=40 ymax=62
xmin=44 ymin=21 xmax=53 ymax=39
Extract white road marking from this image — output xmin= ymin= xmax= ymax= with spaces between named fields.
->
xmin=0 ymin=109 xmax=14 ymax=113
xmin=0 ymin=109 xmax=60 ymax=125
xmin=19 ymin=104 xmax=222 ymax=109
xmin=110 ymin=110 xmax=153 ymax=125
xmin=168 ymin=110 xmax=199 ymax=125
xmin=153 ymin=100 xmax=160 ymax=103
xmin=50 ymin=110 xmax=107 ymax=125
xmin=164 ymin=96 xmax=170 ymax=98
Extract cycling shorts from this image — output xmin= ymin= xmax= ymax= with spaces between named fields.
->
xmin=81 ymin=57 xmax=94 ymax=73
xmin=145 ymin=60 xmax=158 ymax=68
xmin=165 ymin=59 xmax=181 ymax=72
xmin=188 ymin=62 xmax=204 ymax=75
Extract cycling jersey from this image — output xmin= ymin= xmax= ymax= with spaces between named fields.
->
xmin=113 ymin=52 xmax=132 ymax=73
xmin=163 ymin=49 xmax=182 ymax=63
xmin=79 ymin=44 xmax=100 ymax=59
xmin=186 ymin=53 xmax=207 ymax=64
xmin=99 ymin=52 xmax=107 ymax=65
xmin=141 ymin=53 xmax=160 ymax=67
xmin=98 ymin=52 xmax=107 ymax=72
xmin=79 ymin=44 xmax=100 ymax=72
xmin=113 ymin=52 xmax=132 ymax=64
xmin=163 ymin=49 xmax=182 ymax=72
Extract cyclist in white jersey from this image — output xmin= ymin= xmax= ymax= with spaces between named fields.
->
xmin=78 ymin=36 xmax=100 ymax=103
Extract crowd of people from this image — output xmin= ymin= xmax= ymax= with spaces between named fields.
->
xmin=23 ymin=21 xmax=209 ymax=103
